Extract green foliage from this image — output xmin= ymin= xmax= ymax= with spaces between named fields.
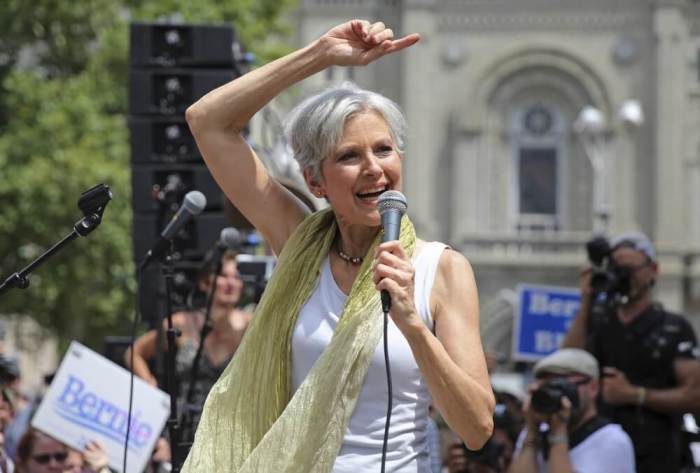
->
xmin=0 ymin=0 xmax=297 ymax=350
xmin=0 ymin=0 xmax=120 ymax=78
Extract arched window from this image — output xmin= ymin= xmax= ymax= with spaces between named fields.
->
xmin=510 ymin=102 xmax=567 ymax=232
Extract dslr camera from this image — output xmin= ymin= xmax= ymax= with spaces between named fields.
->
xmin=585 ymin=236 xmax=632 ymax=300
xmin=530 ymin=378 xmax=580 ymax=415
xmin=462 ymin=438 xmax=504 ymax=472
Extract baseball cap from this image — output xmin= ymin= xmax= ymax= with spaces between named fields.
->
xmin=533 ymin=348 xmax=599 ymax=379
xmin=610 ymin=231 xmax=656 ymax=261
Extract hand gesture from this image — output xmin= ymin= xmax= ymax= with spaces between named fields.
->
xmin=523 ymin=382 xmax=571 ymax=434
xmin=83 ymin=439 xmax=109 ymax=472
xmin=548 ymin=397 xmax=572 ymax=434
xmin=320 ymin=19 xmax=420 ymax=67
xmin=151 ymin=437 xmax=171 ymax=464
xmin=602 ymin=367 xmax=636 ymax=405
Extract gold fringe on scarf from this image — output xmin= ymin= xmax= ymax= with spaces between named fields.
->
xmin=181 ymin=208 xmax=416 ymax=473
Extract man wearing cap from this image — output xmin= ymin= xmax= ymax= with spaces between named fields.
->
xmin=562 ymin=231 xmax=700 ymax=473
xmin=508 ymin=348 xmax=635 ymax=473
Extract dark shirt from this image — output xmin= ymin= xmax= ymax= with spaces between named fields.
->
xmin=175 ymin=341 xmax=231 ymax=443
xmin=586 ymin=302 xmax=698 ymax=473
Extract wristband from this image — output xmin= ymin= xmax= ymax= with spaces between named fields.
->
xmin=547 ymin=432 xmax=569 ymax=445
xmin=637 ymin=387 xmax=647 ymax=406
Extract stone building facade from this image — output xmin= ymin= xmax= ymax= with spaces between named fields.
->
xmin=276 ymin=0 xmax=700 ymax=358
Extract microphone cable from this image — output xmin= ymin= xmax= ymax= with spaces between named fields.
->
xmin=380 ymin=306 xmax=393 ymax=473
xmin=124 ymin=259 xmax=147 ymax=472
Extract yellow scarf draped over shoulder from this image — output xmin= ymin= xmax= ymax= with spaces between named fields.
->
xmin=181 ymin=208 xmax=415 ymax=473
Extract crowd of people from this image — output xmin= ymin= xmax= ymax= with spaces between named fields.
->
xmin=445 ymin=231 xmax=700 ymax=473
xmin=0 ymin=355 xmax=118 ymax=473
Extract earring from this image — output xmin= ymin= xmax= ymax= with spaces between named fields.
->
xmin=316 ymin=191 xmax=323 ymax=198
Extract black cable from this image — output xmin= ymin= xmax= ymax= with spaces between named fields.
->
xmin=124 ymin=259 xmax=147 ymax=472
xmin=380 ymin=307 xmax=392 ymax=473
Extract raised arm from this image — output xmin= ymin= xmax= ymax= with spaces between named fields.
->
xmin=560 ymin=267 xmax=592 ymax=349
xmin=185 ymin=20 xmax=419 ymax=255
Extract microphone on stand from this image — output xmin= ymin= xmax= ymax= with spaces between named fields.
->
xmin=377 ymin=190 xmax=408 ymax=314
xmin=141 ymin=190 xmax=207 ymax=266
xmin=214 ymin=227 xmax=241 ymax=255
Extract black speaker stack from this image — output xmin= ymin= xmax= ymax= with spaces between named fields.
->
xmin=128 ymin=22 xmax=244 ymax=326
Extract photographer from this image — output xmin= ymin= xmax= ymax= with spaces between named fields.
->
xmin=562 ymin=232 xmax=700 ymax=473
xmin=508 ymin=348 xmax=635 ymax=473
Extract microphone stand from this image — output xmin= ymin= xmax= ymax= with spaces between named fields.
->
xmin=181 ymin=254 xmax=224 ymax=439
xmin=0 ymin=213 xmax=103 ymax=297
xmin=160 ymin=249 xmax=185 ymax=473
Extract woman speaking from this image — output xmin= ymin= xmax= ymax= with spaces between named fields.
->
xmin=182 ymin=19 xmax=495 ymax=473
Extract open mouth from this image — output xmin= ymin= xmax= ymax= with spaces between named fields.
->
xmin=356 ymin=185 xmax=389 ymax=200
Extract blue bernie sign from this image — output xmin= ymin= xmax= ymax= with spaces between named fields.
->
xmin=512 ymin=284 xmax=581 ymax=361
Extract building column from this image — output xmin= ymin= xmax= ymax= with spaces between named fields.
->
xmin=451 ymin=129 xmax=482 ymax=241
xmin=653 ymin=3 xmax=688 ymax=245
xmin=402 ymin=0 xmax=440 ymax=239
xmin=611 ymin=131 xmax=637 ymax=233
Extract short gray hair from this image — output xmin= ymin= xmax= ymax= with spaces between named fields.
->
xmin=283 ymin=82 xmax=407 ymax=181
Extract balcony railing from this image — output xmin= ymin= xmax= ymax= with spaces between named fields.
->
xmin=457 ymin=230 xmax=591 ymax=265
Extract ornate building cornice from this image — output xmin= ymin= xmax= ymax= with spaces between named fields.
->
xmin=438 ymin=12 xmax=649 ymax=32
xmin=301 ymin=0 xmax=400 ymax=6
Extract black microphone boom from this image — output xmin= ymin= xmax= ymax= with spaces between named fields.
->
xmin=141 ymin=190 xmax=207 ymax=266
xmin=377 ymin=190 xmax=408 ymax=313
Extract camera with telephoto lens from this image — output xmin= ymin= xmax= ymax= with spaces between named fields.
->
xmin=530 ymin=378 xmax=580 ymax=415
xmin=586 ymin=236 xmax=632 ymax=299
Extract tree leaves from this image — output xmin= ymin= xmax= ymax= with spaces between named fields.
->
xmin=0 ymin=0 xmax=296 ymax=350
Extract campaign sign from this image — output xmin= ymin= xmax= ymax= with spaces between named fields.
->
xmin=32 ymin=341 xmax=170 ymax=473
xmin=512 ymin=284 xmax=581 ymax=361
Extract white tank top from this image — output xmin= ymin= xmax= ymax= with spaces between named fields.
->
xmin=291 ymin=241 xmax=447 ymax=473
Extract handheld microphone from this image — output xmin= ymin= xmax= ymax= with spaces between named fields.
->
xmin=377 ymin=190 xmax=408 ymax=313
xmin=142 ymin=190 xmax=207 ymax=266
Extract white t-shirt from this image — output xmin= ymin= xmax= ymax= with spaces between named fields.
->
xmin=515 ymin=422 xmax=636 ymax=473
xmin=291 ymin=242 xmax=447 ymax=473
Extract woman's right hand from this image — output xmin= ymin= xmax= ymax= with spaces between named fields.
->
xmin=319 ymin=19 xmax=420 ymax=67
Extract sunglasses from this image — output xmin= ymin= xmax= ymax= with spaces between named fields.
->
xmin=32 ymin=451 xmax=68 ymax=464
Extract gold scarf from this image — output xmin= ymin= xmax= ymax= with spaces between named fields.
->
xmin=181 ymin=208 xmax=416 ymax=473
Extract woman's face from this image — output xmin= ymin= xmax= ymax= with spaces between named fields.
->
xmin=611 ymin=247 xmax=657 ymax=303
xmin=24 ymin=434 xmax=67 ymax=473
xmin=206 ymin=259 xmax=243 ymax=307
xmin=313 ymin=110 xmax=402 ymax=228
